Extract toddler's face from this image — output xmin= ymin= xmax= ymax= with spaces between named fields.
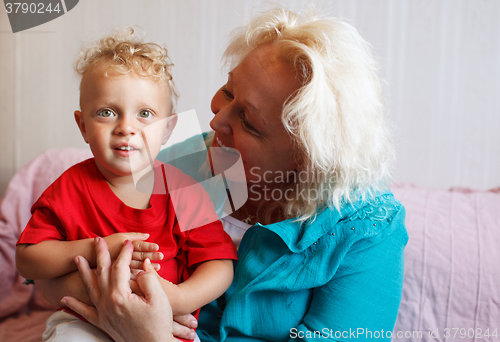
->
xmin=75 ymin=70 xmax=174 ymax=180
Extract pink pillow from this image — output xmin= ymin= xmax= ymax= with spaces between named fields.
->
xmin=391 ymin=183 xmax=500 ymax=341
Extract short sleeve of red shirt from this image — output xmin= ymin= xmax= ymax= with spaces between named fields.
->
xmin=19 ymin=197 xmax=66 ymax=243
xmin=175 ymin=220 xmax=237 ymax=282
xmin=17 ymin=162 xmax=90 ymax=245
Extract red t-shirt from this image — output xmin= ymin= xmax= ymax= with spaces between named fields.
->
xmin=18 ymin=158 xmax=237 ymax=284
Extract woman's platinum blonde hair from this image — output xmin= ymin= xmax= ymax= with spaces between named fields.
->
xmin=75 ymin=27 xmax=178 ymax=109
xmin=225 ymin=7 xmax=395 ymax=221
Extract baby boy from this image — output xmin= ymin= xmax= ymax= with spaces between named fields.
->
xmin=16 ymin=28 xmax=237 ymax=342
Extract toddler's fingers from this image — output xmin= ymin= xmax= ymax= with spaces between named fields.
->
xmin=131 ymin=240 xmax=159 ymax=252
xmin=132 ymin=251 xmax=163 ymax=261
xmin=130 ymin=260 xmax=161 ymax=271
xmin=122 ymin=233 xmax=150 ymax=242
xmin=130 ymin=260 xmax=142 ymax=270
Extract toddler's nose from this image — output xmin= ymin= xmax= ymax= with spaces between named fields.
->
xmin=115 ymin=116 xmax=137 ymax=136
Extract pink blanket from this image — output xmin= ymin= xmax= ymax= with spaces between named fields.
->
xmin=0 ymin=148 xmax=92 ymax=341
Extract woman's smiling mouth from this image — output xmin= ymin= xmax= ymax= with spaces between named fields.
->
xmin=216 ymin=136 xmax=238 ymax=155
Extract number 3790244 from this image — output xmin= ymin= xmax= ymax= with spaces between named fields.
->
xmin=443 ymin=328 xmax=498 ymax=339
xmin=5 ymin=2 xmax=61 ymax=14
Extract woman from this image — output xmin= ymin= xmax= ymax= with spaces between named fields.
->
xmin=40 ymin=6 xmax=407 ymax=341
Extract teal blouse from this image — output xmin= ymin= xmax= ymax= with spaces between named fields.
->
xmin=158 ymin=133 xmax=408 ymax=342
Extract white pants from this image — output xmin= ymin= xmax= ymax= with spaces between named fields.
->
xmin=43 ymin=310 xmax=201 ymax=342
xmin=43 ymin=311 xmax=113 ymax=342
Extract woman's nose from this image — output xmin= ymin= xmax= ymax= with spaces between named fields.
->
xmin=210 ymin=92 xmax=233 ymax=136
xmin=114 ymin=115 xmax=137 ymax=136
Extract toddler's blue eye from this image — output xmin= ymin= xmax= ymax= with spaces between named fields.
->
xmin=98 ymin=109 xmax=114 ymax=117
xmin=139 ymin=110 xmax=152 ymax=118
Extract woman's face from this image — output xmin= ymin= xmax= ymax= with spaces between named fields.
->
xmin=209 ymin=44 xmax=302 ymax=188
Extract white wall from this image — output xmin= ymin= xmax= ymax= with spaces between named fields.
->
xmin=1 ymin=0 xmax=499 ymax=196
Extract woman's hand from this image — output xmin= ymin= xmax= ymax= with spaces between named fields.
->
xmin=103 ymin=233 xmax=163 ymax=272
xmin=61 ymin=237 xmax=177 ymax=342
xmin=173 ymin=314 xmax=198 ymax=341
xmin=127 ymin=262 xmax=198 ymax=340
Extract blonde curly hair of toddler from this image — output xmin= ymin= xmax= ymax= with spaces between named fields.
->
xmin=75 ymin=27 xmax=178 ymax=109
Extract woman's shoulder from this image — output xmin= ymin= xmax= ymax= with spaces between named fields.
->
xmin=317 ymin=191 xmax=406 ymax=242
xmin=340 ymin=192 xmax=403 ymax=225
xmin=256 ymin=191 xmax=406 ymax=253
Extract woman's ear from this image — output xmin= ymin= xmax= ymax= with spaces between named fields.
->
xmin=162 ymin=113 xmax=178 ymax=145
xmin=74 ymin=110 xmax=88 ymax=143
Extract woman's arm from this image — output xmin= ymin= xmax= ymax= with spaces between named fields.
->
xmin=36 ymin=270 xmax=93 ymax=307
xmin=159 ymin=259 xmax=234 ymax=316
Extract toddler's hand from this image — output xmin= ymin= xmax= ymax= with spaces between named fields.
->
xmin=103 ymin=233 xmax=163 ymax=272
xmin=130 ymin=239 xmax=163 ymax=261
xmin=130 ymin=239 xmax=163 ymax=273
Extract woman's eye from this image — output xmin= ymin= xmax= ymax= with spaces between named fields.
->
xmin=242 ymin=119 xmax=251 ymax=130
xmin=239 ymin=112 xmax=256 ymax=132
xmin=98 ymin=109 xmax=114 ymax=117
xmin=221 ymin=87 xmax=233 ymax=100
xmin=138 ymin=110 xmax=152 ymax=118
